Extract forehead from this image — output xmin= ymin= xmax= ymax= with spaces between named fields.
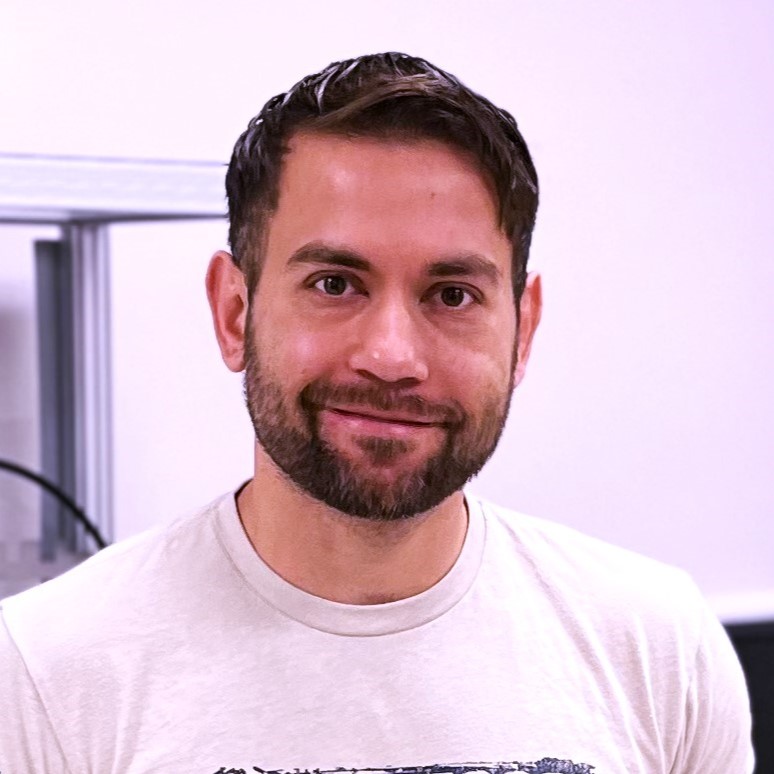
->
xmin=280 ymin=131 xmax=497 ymax=207
xmin=284 ymin=129 xmax=492 ymax=184
xmin=264 ymin=132 xmax=509 ymax=270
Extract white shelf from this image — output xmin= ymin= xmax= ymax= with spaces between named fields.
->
xmin=0 ymin=153 xmax=227 ymax=223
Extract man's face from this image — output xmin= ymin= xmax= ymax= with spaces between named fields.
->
xmin=243 ymin=132 xmax=523 ymax=520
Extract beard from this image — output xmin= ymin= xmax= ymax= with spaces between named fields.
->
xmin=243 ymin=324 xmax=514 ymax=522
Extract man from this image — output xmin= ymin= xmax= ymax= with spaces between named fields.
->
xmin=0 ymin=53 xmax=752 ymax=773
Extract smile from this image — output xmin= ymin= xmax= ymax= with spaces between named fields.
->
xmin=325 ymin=407 xmax=441 ymax=428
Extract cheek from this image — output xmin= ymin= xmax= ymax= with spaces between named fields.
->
xmin=435 ymin=351 xmax=513 ymax=412
xmin=265 ymin=322 xmax=341 ymax=385
xmin=439 ymin=324 xmax=515 ymax=391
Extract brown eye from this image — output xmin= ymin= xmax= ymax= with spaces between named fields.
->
xmin=320 ymin=276 xmax=348 ymax=295
xmin=440 ymin=286 xmax=467 ymax=307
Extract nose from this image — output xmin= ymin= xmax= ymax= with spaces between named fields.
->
xmin=348 ymin=296 xmax=429 ymax=385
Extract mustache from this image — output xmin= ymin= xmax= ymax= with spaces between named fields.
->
xmin=300 ymin=380 xmax=465 ymax=426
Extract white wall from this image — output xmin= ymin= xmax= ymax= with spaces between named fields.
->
xmin=2 ymin=1 xmax=772 ymax=620
xmin=109 ymin=220 xmax=253 ymax=534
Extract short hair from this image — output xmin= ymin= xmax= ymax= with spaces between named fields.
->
xmin=226 ymin=52 xmax=539 ymax=302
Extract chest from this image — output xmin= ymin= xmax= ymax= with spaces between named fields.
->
xmin=68 ymin=619 xmax=673 ymax=774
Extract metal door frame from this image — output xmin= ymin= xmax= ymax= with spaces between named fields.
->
xmin=0 ymin=152 xmax=226 ymax=543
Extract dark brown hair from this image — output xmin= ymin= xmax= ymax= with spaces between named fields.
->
xmin=226 ymin=52 xmax=539 ymax=301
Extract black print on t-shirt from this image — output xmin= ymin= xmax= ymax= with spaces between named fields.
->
xmin=212 ymin=760 xmax=595 ymax=774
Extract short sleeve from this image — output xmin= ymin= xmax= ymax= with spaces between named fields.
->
xmin=0 ymin=608 xmax=72 ymax=773
xmin=672 ymin=596 xmax=755 ymax=773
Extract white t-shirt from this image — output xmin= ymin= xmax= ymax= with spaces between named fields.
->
xmin=0 ymin=492 xmax=753 ymax=773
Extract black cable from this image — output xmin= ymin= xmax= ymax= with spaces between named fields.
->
xmin=0 ymin=459 xmax=109 ymax=550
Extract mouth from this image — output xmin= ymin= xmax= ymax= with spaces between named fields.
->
xmin=325 ymin=406 xmax=442 ymax=428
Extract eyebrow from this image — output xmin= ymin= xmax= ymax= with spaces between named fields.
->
xmin=288 ymin=242 xmax=503 ymax=285
xmin=287 ymin=243 xmax=370 ymax=272
xmin=426 ymin=255 xmax=502 ymax=285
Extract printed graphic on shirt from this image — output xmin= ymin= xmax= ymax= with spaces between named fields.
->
xmin=212 ymin=760 xmax=596 ymax=774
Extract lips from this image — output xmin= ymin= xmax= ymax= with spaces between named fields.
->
xmin=326 ymin=406 xmax=441 ymax=427
xmin=300 ymin=380 xmax=464 ymax=428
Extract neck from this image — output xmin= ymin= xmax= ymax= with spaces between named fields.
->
xmin=236 ymin=446 xmax=469 ymax=605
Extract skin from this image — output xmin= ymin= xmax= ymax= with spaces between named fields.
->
xmin=206 ymin=132 xmax=542 ymax=604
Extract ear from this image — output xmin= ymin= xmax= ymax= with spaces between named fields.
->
xmin=205 ymin=251 xmax=248 ymax=372
xmin=513 ymin=272 xmax=542 ymax=387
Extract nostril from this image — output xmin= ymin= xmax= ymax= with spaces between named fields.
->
xmin=353 ymin=370 xmax=425 ymax=391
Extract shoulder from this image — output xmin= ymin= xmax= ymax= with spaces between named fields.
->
xmin=472 ymin=495 xmax=709 ymax=646
xmin=0 ymin=491 xmax=235 ymax=667
xmin=470 ymin=496 xmax=754 ymax=771
xmin=475 ymin=495 xmax=698 ymax=588
xmin=0 ymin=491 xmax=243 ymax=769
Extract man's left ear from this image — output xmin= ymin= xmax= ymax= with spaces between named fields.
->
xmin=513 ymin=272 xmax=542 ymax=387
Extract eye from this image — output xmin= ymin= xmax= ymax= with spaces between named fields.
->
xmin=314 ymin=275 xmax=352 ymax=296
xmin=437 ymin=285 xmax=476 ymax=308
